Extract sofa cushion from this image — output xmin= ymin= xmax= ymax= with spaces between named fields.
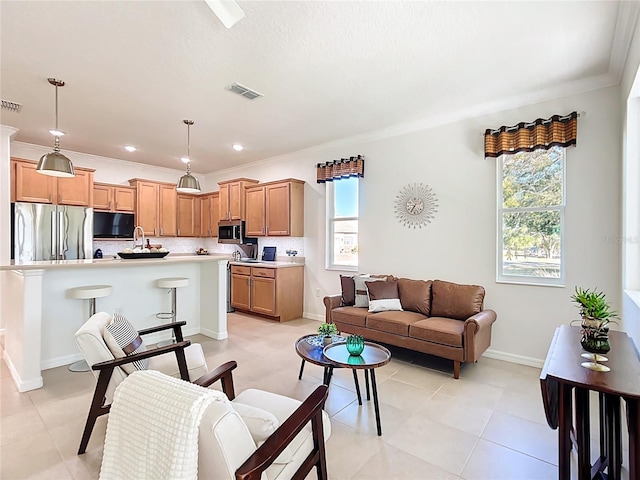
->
xmin=366 ymin=310 xmax=427 ymax=336
xmin=332 ymin=306 xmax=369 ymax=327
xmin=397 ymin=278 xmax=432 ymax=316
xmin=430 ymin=280 xmax=485 ymax=320
xmin=354 ymin=275 xmax=385 ymax=308
xmin=409 ymin=317 xmax=465 ymax=347
xmin=340 ymin=275 xmax=355 ymax=306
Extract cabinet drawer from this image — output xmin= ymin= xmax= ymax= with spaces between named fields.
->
xmin=231 ymin=265 xmax=252 ymax=275
xmin=251 ymin=267 xmax=275 ymax=278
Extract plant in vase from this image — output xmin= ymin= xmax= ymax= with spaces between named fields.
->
xmin=571 ymin=287 xmax=618 ymax=369
xmin=317 ymin=323 xmax=338 ymax=346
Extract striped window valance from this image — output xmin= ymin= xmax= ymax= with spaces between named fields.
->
xmin=316 ymin=155 xmax=365 ymax=183
xmin=484 ymin=112 xmax=578 ymax=158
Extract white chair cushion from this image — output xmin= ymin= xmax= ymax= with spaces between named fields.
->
xmin=148 ymin=343 xmax=208 ymax=382
xmin=103 ymin=313 xmax=149 ymax=374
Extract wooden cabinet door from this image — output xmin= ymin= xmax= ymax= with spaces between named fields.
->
xmin=211 ymin=193 xmax=220 ymax=237
xmin=57 ymin=169 xmax=93 ymax=206
xmin=229 ymin=182 xmax=243 ymax=220
xmin=93 ymin=184 xmax=112 ymax=211
xmin=251 ymin=276 xmax=276 ymax=315
xmin=114 ymin=187 xmax=135 ymax=212
xmin=177 ymin=194 xmax=196 ymax=237
xmin=135 ymin=181 xmax=158 ymax=236
xmin=158 ymin=184 xmax=177 ymax=236
xmin=245 ymin=186 xmax=266 ymax=236
xmin=219 ymin=183 xmax=230 ymax=220
xmin=14 ymin=160 xmax=55 ymax=203
xmin=231 ymin=274 xmax=251 ymax=310
xmin=200 ymin=195 xmax=212 ymax=237
xmin=266 ymin=183 xmax=291 ymax=236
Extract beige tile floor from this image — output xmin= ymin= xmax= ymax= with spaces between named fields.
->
xmin=0 ymin=313 xmax=632 ymax=479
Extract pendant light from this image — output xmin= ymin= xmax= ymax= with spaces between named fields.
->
xmin=176 ymin=119 xmax=201 ymax=193
xmin=36 ymin=78 xmax=75 ymax=177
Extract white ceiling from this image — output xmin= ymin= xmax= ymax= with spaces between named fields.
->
xmin=1 ymin=1 xmax=637 ymax=174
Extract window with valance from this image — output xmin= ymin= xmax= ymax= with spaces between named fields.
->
xmin=316 ymin=155 xmax=364 ymax=183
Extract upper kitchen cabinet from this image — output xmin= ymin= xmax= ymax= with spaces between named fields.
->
xmin=12 ymin=158 xmax=94 ymax=206
xmin=177 ymin=193 xmax=198 ymax=237
xmin=128 ymin=179 xmax=177 ymax=237
xmin=93 ymin=183 xmax=135 ymax=212
xmin=200 ymin=192 xmax=220 ymax=237
xmin=218 ymin=178 xmax=259 ymax=221
xmin=245 ymin=185 xmax=266 ymax=236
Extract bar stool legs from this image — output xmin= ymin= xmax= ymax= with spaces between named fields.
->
xmin=156 ymin=277 xmax=189 ymax=347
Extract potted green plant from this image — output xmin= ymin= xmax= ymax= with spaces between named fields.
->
xmin=318 ymin=323 xmax=338 ymax=346
xmin=571 ymin=286 xmax=618 ymax=328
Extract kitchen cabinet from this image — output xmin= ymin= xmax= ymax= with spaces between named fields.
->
xmin=199 ymin=192 xmax=220 ymax=237
xmin=128 ymin=179 xmax=177 ymax=237
xmin=218 ymin=178 xmax=258 ymax=221
xmin=244 ymin=185 xmax=266 ymax=236
xmin=230 ymin=264 xmax=304 ymax=321
xmin=243 ymin=179 xmax=305 ymax=237
xmin=93 ymin=183 xmax=135 ymax=212
xmin=12 ymin=158 xmax=95 ymax=206
xmin=177 ymin=193 xmax=197 ymax=237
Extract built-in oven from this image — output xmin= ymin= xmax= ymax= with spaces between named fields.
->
xmin=218 ymin=220 xmax=245 ymax=244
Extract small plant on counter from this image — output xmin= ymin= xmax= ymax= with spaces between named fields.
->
xmin=571 ymin=286 xmax=618 ymax=327
xmin=318 ymin=322 xmax=338 ymax=338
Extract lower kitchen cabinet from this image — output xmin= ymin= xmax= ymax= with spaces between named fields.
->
xmin=230 ymin=264 xmax=303 ymax=321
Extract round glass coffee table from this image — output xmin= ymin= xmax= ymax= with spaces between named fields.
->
xmin=323 ymin=341 xmax=391 ymax=436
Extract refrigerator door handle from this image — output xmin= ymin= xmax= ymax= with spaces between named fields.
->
xmin=59 ymin=211 xmax=65 ymax=258
xmin=51 ymin=211 xmax=57 ymax=259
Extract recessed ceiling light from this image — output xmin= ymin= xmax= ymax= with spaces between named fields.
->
xmin=124 ymin=145 xmax=136 ymax=152
xmin=181 ymin=156 xmax=191 ymax=164
xmin=49 ymin=129 xmax=65 ymax=137
xmin=232 ymin=144 xmax=243 ymax=151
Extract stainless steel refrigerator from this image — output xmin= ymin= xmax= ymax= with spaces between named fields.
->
xmin=13 ymin=202 xmax=93 ymax=263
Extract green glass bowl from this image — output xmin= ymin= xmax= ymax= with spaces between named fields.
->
xmin=346 ymin=335 xmax=364 ymax=356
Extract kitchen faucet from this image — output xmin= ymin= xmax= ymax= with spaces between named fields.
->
xmin=132 ymin=226 xmax=145 ymax=250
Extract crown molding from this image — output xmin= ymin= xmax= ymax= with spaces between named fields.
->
xmin=609 ymin=1 xmax=640 ymax=84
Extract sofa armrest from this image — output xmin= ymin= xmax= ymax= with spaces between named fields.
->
xmin=323 ymin=294 xmax=342 ymax=324
xmin=463 ymin=309 xmax=497 ymax=363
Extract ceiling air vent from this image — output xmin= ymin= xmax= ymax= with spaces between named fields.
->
xmin=227 ymin=83 xmax=263 ymax=100
xmin=1 ymin=99 xmax=22 ymax=112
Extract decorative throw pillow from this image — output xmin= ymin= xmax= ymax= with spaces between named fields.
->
xmin=103 ymin=313 xmax=148 ymax=374
xmin=430 ymin=280 xmax=485 ymax=320
xmin=340 ymin=275 xmax=355 ymax=306
xmin=366 ymin=280 xmax=403 ymax=313
xmin=232 ymin=402 xmax=295 ymax=464
xmin=354 ymin=275 xmax=385 ymax=308
xmin=397 ymin=278 xmax=432 ymax=316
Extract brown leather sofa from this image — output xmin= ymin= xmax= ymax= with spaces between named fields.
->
xmin=323 ymin=277 xmax=497 ymax=379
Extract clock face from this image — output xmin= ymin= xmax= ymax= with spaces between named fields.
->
xmin=394 ymin=183 xmax=438 ymax=229
xmin=406 ymin=197 xmax=424 ymax=215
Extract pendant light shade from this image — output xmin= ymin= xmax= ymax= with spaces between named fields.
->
xmin=176 ymin=120 xmax=201 ymax=194
xmin=37 ymin=78 xmax=75 ymax=177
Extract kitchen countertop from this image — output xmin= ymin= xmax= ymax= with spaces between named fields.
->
xmin=229 ymin=260 xmax=304 ymax=268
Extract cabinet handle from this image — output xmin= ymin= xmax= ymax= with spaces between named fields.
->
xmin=154 ymin=228 xmax=157 ymax=235
xmin=178 ymin=228 xmax=181 ymax=236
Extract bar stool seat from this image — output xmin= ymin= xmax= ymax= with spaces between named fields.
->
xmin=156 ymin=277 xmax=188 ymax=346
xmin=68 ymin=285 xmax=113 ymax=372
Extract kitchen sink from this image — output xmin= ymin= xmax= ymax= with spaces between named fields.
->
xmin=239 ymin=259 xmax=260 ymax=263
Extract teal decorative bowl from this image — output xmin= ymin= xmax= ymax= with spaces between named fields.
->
xmin=346 ymin=334 xmax=364 ymax=356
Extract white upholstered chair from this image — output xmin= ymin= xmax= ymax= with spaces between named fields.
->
xmin=74 ymin=311 xmax=209 ymax=454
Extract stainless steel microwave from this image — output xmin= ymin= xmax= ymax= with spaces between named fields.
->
xmin=218 ymin=220 xmax=245 ymax=244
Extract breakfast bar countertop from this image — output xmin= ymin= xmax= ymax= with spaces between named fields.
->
xmin=0 ymin=253 xmax=232 ymax=271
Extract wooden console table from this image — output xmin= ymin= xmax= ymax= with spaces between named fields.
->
xmin=540 ymin=325 xmax=640 ymax=480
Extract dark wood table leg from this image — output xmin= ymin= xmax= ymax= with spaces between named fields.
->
xmin=558 ymin=383 xmax=573 ymax=479
xmin=599 ymin=392 xmax=608 ymax=461
xmin=626 ymin=398 xmax=639 ymax=480
xmin=365 ymin=369 xmax=370 ymax=401
xmin=604 ymin=394 xmax=621 ymax=480
xmin=369 ymin=368 xmax=382 ymax=436
xmin=325 ymin=366 xmax=334 ymax=385
xmin=298 ymin=359 xmax=306 ymax=380
xmin=352 ymin=369 xmax=362 ymax=405
xmin=575 ymin=387 xmax=591 ymax=480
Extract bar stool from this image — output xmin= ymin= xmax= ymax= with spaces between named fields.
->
xmin=68 ymin=285 xmax=113 ymax=372
xmin=156 ymin=277 xmax=189 ymax=346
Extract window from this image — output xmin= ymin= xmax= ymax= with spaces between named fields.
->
xmin=327 ymin=176 xmax=358 ymax=270
xmin=497 ymin=146 xmax=565 ymax=285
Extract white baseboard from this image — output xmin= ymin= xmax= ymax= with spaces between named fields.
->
xmin=199 ymin=327 xmax=228 ymax=340
xmin=303 ymin=312 xmax=324 ymax=322
xmin=483 ymin=348 xmax=544 ymax=368
xmin=3 ymin=350 xmax=43 ymax=391
xmin=41 ymin=353 xmax=84 ymax=370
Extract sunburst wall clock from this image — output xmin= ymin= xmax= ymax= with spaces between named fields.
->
xmin=394 ymin=183 xmax=439 ymax=229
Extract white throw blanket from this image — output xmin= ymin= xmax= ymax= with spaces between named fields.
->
xmin=100 ymin=370 xmax=228 ymax=480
